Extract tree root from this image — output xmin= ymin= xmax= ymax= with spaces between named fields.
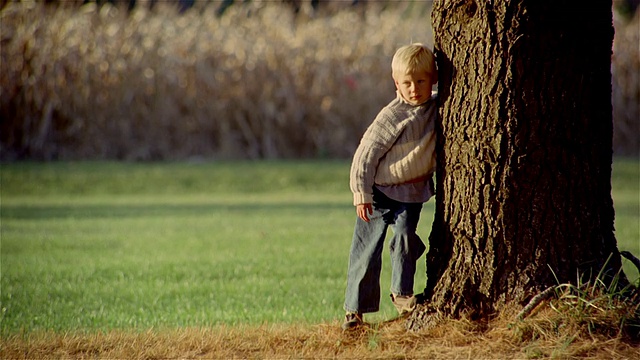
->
xmin=411 ymin=252 xmax=640 ymax=329
xmin=620 ymin=251 xmax=640 ymax=303
xmin=620 ymin=251 xmax=640 ymax=274
xmin=516 ymin=251 xmax=640 ymax=322
xmin=406 ymin=303 xmax=443 ymax=332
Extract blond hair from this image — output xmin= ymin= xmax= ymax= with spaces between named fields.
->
xmin=391 ymin=43 xmax=437 ymax=80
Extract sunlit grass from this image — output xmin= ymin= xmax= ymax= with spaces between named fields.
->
xmin=612 ymin=157 xmax=640 ymax=282
xmin=0 ymin=161 xmax=431 ymax=334
xmin=0 ymin=158 xmax=636 ymax=336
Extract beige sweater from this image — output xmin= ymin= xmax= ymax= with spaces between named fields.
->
xmin=350 ymin=93 xmax=437 ymax=206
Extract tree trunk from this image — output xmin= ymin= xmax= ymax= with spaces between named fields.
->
xmin=411 ymin=0 xmax=627 ymax=325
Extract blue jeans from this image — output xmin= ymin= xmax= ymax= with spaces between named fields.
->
xmin=344 ymin=187 xmax=426 ymax=313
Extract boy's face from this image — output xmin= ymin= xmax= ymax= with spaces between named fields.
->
xmin=394 ymin=70 xmax=435 ymax=106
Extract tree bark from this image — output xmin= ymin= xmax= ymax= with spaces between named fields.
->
xmin=412 ymin=0 xmax=626 ymax=325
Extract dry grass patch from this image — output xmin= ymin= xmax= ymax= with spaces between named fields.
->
xmin=3 ymin=309 xmax=638 ymax=359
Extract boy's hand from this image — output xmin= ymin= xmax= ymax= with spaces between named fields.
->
xmin=356 ymin=203 xmax=373 ymax=222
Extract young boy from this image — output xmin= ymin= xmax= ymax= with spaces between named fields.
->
xmin=342 ymin=43 xmax=438 ymax=330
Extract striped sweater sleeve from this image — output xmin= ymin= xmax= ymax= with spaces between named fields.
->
xmin=349 ymin=109 xmax=402 ymax=205
xmin=349 ymin=94 xmax=438 ymax=206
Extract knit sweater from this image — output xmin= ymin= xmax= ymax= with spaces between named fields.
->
xmin=350 ymin=92 xmax=437 ymax=206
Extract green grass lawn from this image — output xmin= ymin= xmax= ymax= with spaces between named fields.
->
xmin=1 ymin=159 xmax=638 ymax=335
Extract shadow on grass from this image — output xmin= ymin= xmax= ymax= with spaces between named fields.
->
xmin=1 ymin=202 xmax=353 ymax=220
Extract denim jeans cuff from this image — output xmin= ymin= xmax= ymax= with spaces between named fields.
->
xmin=344 ymin=305 xmax=379 ymax=314
xmin=390 ymin=289 xmax=414 ymax=297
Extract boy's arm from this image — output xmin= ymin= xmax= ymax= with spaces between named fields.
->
xmin=350 ymin=112 xmax=400 ymax=206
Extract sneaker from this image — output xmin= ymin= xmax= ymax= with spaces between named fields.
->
xmin=341 ymin=312 xmax=363 ymax=330
xmin=390 ymin=294 xmax=417 ymax=315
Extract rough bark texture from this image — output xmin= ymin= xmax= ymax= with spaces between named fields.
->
xmin=410 ymin=0 xmax=626 ymax=328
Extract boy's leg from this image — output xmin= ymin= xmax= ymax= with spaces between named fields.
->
xmin=388 ymin=202 xmax=425 ymax=297
xmin=344 ymin=208 xmax=389 ymax=314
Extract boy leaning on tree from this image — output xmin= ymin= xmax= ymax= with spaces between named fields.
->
xmin=342 ymin=43 xmax=438 ymax=330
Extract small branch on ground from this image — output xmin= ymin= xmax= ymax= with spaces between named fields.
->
xmin=515 ymin=286 xmax=556 ymax=321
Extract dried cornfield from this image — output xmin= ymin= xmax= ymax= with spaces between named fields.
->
xmin=613 ymin=9 xmax=640 ymax=157
xmin=0 ymin=1 xmax=637 ymax=160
